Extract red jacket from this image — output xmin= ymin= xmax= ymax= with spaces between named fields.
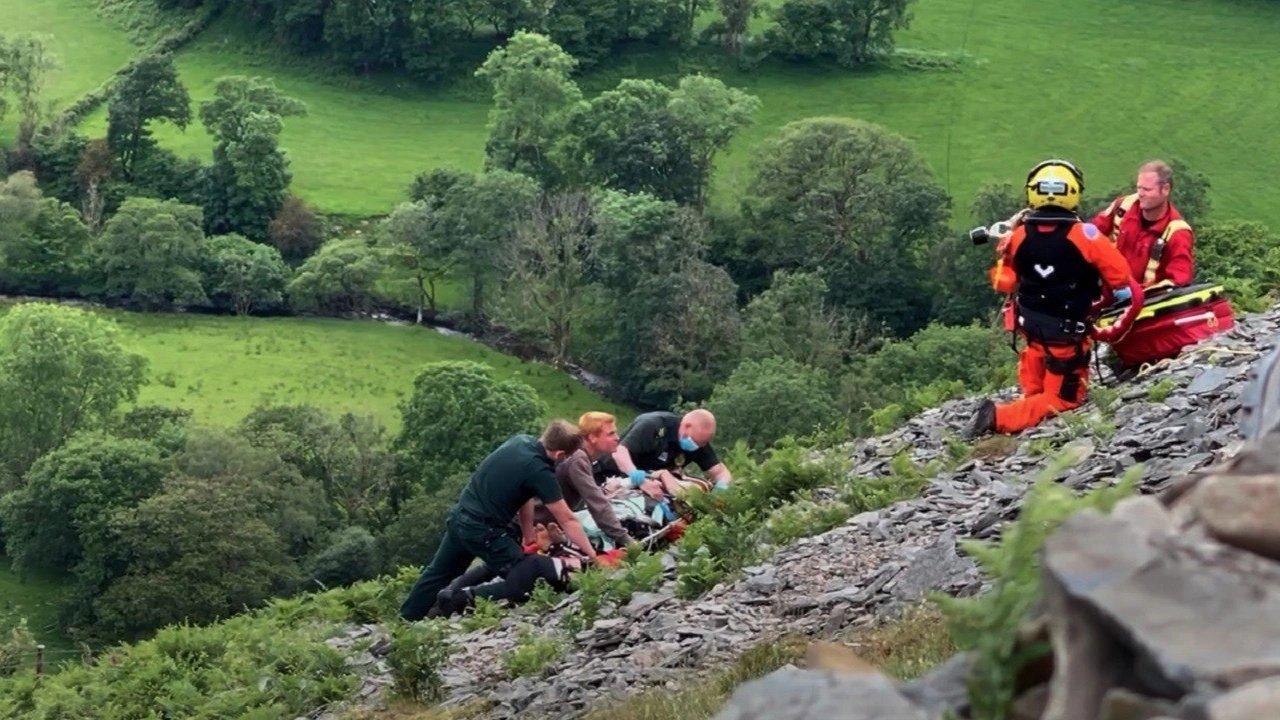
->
xmin=1090 ymin=197 xmax=1195 ymax=286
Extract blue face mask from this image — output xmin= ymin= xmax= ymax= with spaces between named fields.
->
xmin=679 ymin=435 xmax=699 ymax=452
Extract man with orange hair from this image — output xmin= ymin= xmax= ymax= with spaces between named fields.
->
xmin=967 ymin=159 xmax=1145 ymax=437
xmin=541 ymin=411 xmax=636 ymax=548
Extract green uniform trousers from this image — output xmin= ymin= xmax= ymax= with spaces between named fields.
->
xmin=399 ymin=509 xmax=526 ymax=621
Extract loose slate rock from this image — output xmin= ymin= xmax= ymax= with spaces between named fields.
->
xmin=712 ymin=668 xmax=928 ymax=720
xmin=1045 ymin=511 xmax=1280 ymax=694
xmin=891 ymin=533 xmax=973 ymax=601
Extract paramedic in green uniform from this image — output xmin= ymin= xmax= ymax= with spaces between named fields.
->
xmin=609 ymin=409 xmax=733 ymax=491
xmin=399 ymin=420 xmax=597 ymax=621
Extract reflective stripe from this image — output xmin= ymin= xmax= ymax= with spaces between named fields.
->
xmin=1172 ymin=311 xmax=1216 ymax=327
xmin=1109 ymin=194 xmax=1139 ymax=242
xmin=1096 ymin=284 xmax=1223 ymax=328
xmin=1143 ymin=219 xmax=1192 ymax=285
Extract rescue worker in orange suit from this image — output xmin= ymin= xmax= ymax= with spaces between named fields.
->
xmin=1090 ymin=159 xmax=1194 ymax=291
xmin=966 ymin=160 xmax=1146 ymax=437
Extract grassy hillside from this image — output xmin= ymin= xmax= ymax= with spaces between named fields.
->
xmin=108 ymin=309 xmax=635 ymax=430
xmin=0 ymin=302 xmax=631 ymax=430
xmin=0 ymin=0 xmax=138 ymax=141
xmin=46 ymin=0 xmax=1280 ymax=225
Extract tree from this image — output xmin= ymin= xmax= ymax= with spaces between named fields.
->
xmin=667 ymin=75 xmax=759 ymax=207
xmin=112 ymin=405 xmax=192 ymax=455
xmin=321 ymin=0 xmax=413 ymax=72
xmin=708 ymin=357 xmax=838 ymax=448
xmin=379 ymin=201 xmax=454 ymax=322
xmin=306 ymin=525 xmax=379 ymax=588
xmin=0 ymin=304 xmax=147 ymax=483
xmin=496 ymin=190 xmax=597 ymax=365
xmin=376 ymin=472 xmax=468 ymax=570
xmin=173 ymin=430 xmax=331 ymax=556
xmin=474 ymin=0 xmax=552 ymax=37
xmin=577 ymin=191 xmax=740 ymax=404
xmin=90 ymin=197 xmax=208 ymax=309
xmin=564 ymin=76 xmax=757 ymax=206
xmin=106 ymin=55 xmax=191 ymax=180
xmin=0 ymin=171 xmax=91 ymax=295
xmin=239 ymin=405 xmax=397 ymax=527
xmin=199 ymin=76 xmax=306 ymax=240
xmin=669 ymin=0 xmax=712 ymax=42
xmin=740 ymin=271 xmax=860 ymax=373
xmin=0 ymin=434 xmax=165 ymax=576
xmin=768 ymin=0 xmax=914 ymax=67
xmin=85 ymin=478 xmax=297 ymax=639
xmin=202 ymin=233 xmax=289 ymax=314
xmin=717 ymin=0 xmax=758 ymax=56
xmin=394 ymin=361 xmax=545 ymax=491
xmin=287 ymin=237 xmax=382 ymax=314
xmin=476 ymin=32 xmax=582 ymax=185
xmin=0 ymin=35 xmax=57 ymax=158
xmin=742 ymin=117 xmax=950 ymax=335
xmin=268 ymin=195 xmax=324 ymax=264
xmin=839 ymin=322 xmax=1013 ymax=432
xmin=563 ymin=79 xmax=699 ymax=203
xmin=590 ymin=189 xmax=695 ymax=287
xmin=969 ymin=180 xmax=1024 ymax=226
xmin=439 ymin=170 xmax=541 ymax=319
xmin=928 ymin=181 xmax=1019 ymax=326
xmin=640 ymin=259 xmax=743 ymax=402
xmin=74 ymin=139 xmax=114 ymax=232
xmin=1164 ymin=158 xmax=1211 ymax=227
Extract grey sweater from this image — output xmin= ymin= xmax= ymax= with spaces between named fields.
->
xmin=556 ymin=449 xmax=633 ymax=547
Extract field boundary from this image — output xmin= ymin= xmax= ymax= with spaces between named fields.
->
xmin=44 ymin=2 xmax=225 ymax=134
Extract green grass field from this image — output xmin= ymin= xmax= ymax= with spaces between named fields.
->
xmin=0 ymin=557 xmax=75 ymax=657
xmin=0 ymin=0 xmax=139 ymax=141
xmin=104 ymin=308 xmax=634 ymax=430
xmin=22 ymin=0 xmax=1277 ymax=225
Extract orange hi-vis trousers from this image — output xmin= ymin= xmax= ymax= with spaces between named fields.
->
xmin=994 ymin=339 xmax=1092 ymax=434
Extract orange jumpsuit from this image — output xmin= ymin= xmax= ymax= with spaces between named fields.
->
xmin=990 ymin=216 xmax=1143 ymax=434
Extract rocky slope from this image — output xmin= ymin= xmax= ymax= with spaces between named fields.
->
xmin=317 ymin=304 xmax=1279 ymax=720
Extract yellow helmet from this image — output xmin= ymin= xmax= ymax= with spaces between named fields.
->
xmin=1025 ymin=159 xmax=1084 ymax=212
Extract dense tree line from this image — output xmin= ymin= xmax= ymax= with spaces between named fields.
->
xmin=147 ymin=0 xmax=917 ymax=80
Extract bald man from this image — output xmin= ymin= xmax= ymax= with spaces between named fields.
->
xmin=606 ymin=409 xmax=733 ymax=492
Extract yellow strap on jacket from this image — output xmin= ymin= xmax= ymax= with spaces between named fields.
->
xmin=1144 ymin=219 xmax=1192 ymax=285
xmin=1109 ymin=194 xmax=1139 ymax=242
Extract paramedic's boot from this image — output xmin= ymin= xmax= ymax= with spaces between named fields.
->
xmin=433 ymin=587 xmax=475 ymax=617
xmin=964 ymin=399 xmax=997 ymax=439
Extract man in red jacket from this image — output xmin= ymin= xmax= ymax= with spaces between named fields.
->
xmin=1091 ymin=160 xmax=1195 ymax=289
